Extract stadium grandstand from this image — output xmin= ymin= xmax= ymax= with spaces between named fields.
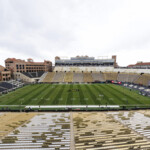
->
xmin=0 ymin=55 xmax=150 ymax=149
xmin=0 ymin=55 xmax=150 ymax=101
xmin=39 ymin=55 xmax=150 ymax=86
xmin=55 ymin=55 xmax=117 ymax=67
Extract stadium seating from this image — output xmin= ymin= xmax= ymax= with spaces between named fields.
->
xmin=135 ymin=74 xmax=150 ymax=86
xmin=142 ymin=74 xmax=150 ymax=86
xmin=52 ymin=72 xmax=65 ymax=82
xmin=74 ymin=112 xmax=150 ymax=150
xmin=73 ymin=72 xmax=83 ymax=82
xmin=54 ymin=66 xmax=114 ymax=72
xmin=0 ymin=87 xmax=6 ymax=93
xmin=83 ymin=72 xmax=94 ymax=82
xmin=0 ymin=113 xmax=35 ymax=140
xmin=8 ymin=80 xmax=24 ymax=87
xmin=92 ymin=72 xmax=106 ymax=82
xmin=117 ymin=73 xmax=140 ymax=83
xmin=64 ymin=72 xmax=73 ymax=82
xmin=34 ymin=69 xmax=150 ymax=86
xmin=125 ymin=73 xmax=140 ymax=83
xmin=0 ymin=82 xmax=16 ymax=90
xmin=22 ymin=72 xmax=44 ymax=78
xmin=117 ymin=73 xmax=129 ymax=82
xmin=38 ymin=71 xmax=150 ymax=85
xmin=109 ymin=111 xmax=150 ymax=145
xmin=42 ymin=72 xmax=55 ymax=83
xmin=104 ymin=72 xmax=118 ymax=80
xmin=0 ymin=80 xmax=23 ymax=94
xmin=0 ymin=113 xmax=70 ymax=150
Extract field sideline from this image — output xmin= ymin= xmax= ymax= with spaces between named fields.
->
xmin=0 ymin=83 xmax=149 ymax=106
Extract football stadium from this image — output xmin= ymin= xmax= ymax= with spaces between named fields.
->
xmin=0 ymin=56 xmax=150 ymax=149
xmin=1 ymin=0 xmax=150 ymax=149
xmin=0 ymin=56 xmax=150 ymax=111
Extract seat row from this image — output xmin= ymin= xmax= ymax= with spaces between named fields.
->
xmin=41 ymin=72 xmax=150 ymax=86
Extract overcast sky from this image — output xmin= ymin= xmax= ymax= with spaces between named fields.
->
xmin=0 ymin=0 xmax=150 ymax=66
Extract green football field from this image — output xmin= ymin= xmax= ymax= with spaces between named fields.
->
xmin=0 ymin=83 xmax=149 ymax=106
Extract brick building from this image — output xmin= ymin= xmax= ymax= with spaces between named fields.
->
xmin=5 ymin=58 xmax=52 ymax=73
xmin=0 ymin=65 xmax=11 ymax=81
xmin=128 ymin=62 xmax=150 ymax=69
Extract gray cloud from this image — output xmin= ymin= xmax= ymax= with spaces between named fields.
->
xmin=0 ymin=0 xmax=150 ymax=66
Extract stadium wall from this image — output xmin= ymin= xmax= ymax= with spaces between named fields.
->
xmin=14 ymin=72 xmax=39 ymax=83
xmin=54 ymin=66 xmax=150 ymax=74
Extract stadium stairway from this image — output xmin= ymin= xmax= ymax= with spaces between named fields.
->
xmin=42 ymin=72 xmax=55 ymax=83
xmin=83 ymin=72 xmax=94 ymax=83
xmin=127 ymin=73 xmax=140 ymax=83
xmin=64 ymin=72 xmax=73 ymax=83
xmin=134 ymin=74 xmax=150 ymax=86
xmin=38 ymin=72 xmax=48 ymax=82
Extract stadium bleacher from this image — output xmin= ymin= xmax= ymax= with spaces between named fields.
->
xmin=52 ymin=72 xmax=65 ymax=82
xmin=104 ymin=72 xmax=118 ymax=81
xmin=135 ymin=74 xmax=150 ymax=86
xmin=42 ymin=72 xmax=55 ymax=83
xmin=83 ymin=72 xmax=94 ymax=82
xmin=73 ymin=72 xmax=83 ymax=82
xmin=0 ymin=80 xmax=24 ymax=94
xmin=38 ymin=71 xmax=150 ymax=86
xmin=117 ymin=73 xmax=129 ymax=82
xmin=127 ymin=73 xmax=140 ymax=83
xmin=22 ymin=71 xmax=44 ymax=78
xmin=64 ymin=72 xmax=73 ymax=82
xmin=0 ymin=82 xmax=16 ymax=89
xmin=0 ymin=87 xmax=6 ymax=93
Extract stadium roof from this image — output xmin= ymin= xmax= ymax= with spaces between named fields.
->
xmin=128 ymin=62 xmax=150 ymax=67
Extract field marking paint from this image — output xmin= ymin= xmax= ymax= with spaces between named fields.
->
xmin=25 ymin=105 xmax=120 ymax=108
